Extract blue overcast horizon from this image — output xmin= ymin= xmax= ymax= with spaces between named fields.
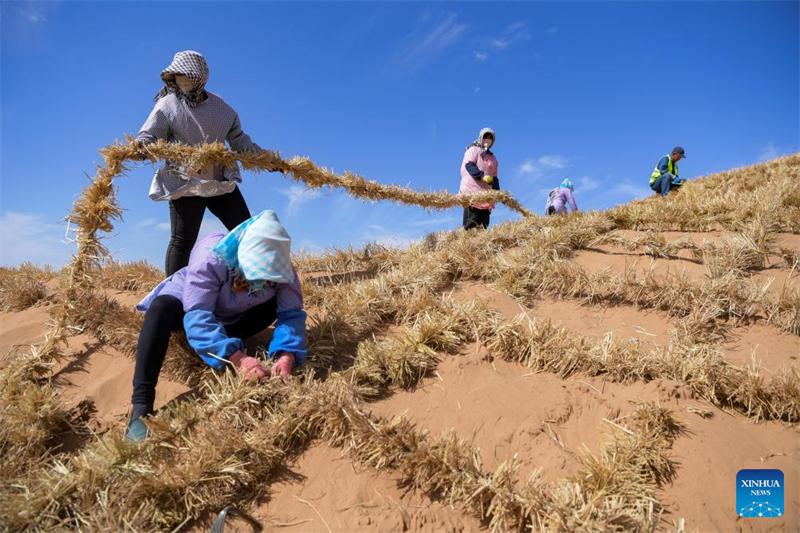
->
xmin=1 ymin=1 xmax=798 ymax=268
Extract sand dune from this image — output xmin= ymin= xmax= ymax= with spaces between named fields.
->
xmin=2 ymin=155 xmax=799 ymax=532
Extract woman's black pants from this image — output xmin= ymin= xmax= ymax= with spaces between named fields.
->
xmin=130 ymin=294 xmax=277 ymax=412
xmin=463 ymin=206 xmax=490 ymax=230
xmin=165 ymin=186 xmax=251 ymax=276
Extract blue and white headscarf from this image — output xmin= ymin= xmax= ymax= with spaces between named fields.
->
xmin=212 ymin=210 xmax=295 ymax=291
xmin=560 ymin=179 xmax=574 ymax=192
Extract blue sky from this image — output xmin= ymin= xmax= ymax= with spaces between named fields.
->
xmin=1 ymin=1 xmax=798 ymax=267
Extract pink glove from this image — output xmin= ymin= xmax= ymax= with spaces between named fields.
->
xmin=229 ymin=351 xmax=270 ymax=381
xmin=271 ymin=353 xmax=295 ymax=379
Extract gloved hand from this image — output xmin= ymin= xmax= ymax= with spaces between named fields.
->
xmin=130 ymin=141 xmax=149 ymax=161
xmin=482 ymin=175 xmax=494 ymax=184
xmin=271 ymin=352 xmax=295 ymax=379
xmin=229 ymin=350 xmax=270 ymax=381
xmin=266 ymin=161 xmax=284 ymax=174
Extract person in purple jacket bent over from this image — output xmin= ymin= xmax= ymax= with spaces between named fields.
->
xmin=125 ymin=210 xmax=307 ymax=441
xmin=545 ymin=179 xmax=579 ymax=216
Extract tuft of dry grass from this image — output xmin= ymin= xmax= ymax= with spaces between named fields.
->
xmin=482 ymin=312 xmax=800 ymax=422
xmin=779 ymin=246 xmax=800 ymax=270
xmin=763 ymin=283 xmax=800 ymax=335
xmin=99 ymin=260 xmax=163 ymax=292
xmin=0 ymin=263 xmax=58 ymax=312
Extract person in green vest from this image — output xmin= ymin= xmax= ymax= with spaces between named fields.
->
xmin=650 ymin=147 xmax=686 ymax=197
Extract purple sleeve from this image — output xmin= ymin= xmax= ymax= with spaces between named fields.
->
xmin=565 ymin=189 xmax=578 ymax=211
xmin=180 ymin=241 xmax=246 ymax=368
xmin=268 ymin=267 xmax=307 ymax=364
xmin=182 ymin=242 xmax=229 ymax=313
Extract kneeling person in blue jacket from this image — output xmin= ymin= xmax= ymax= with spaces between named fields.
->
xmin=650 ymin=146 xmax=686 ymax=197
xmin=126 ymin=210 xmax=307 ymax=441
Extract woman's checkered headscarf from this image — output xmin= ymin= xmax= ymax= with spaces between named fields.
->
xmin=154 ymin=51 xmax=209 ymax=108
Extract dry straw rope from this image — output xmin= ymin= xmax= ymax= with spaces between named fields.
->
xmin=117 ymin=136 xmax=533 ymax=216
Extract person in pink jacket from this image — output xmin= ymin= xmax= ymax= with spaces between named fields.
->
xmin=459 ymin=127 xmax=500 ymax=229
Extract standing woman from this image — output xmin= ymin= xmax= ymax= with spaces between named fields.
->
xmin=459 ymin=128 xmax=500 ymax=230
xmin=135 ymin=50 xmax=270 ymax=276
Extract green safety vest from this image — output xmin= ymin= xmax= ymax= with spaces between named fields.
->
xmin=650 ymin=155 xmax=678 ymax=184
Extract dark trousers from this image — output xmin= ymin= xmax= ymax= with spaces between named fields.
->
xmin=463 ymin=206 xmax=490 ymax=230
xmin=130 ymin=295 xmax=278 ymax=411
xmin=166 ymin=186 xmax=251 ymax=276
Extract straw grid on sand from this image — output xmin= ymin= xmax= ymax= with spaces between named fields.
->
xmin=1 ymin=144 xmax=799 ymax=532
